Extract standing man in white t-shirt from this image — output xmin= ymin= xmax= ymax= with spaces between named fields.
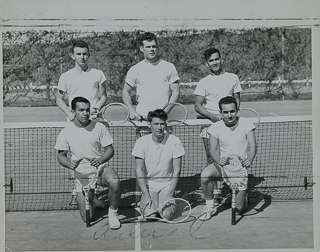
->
xmin=55 ymin=96 xmax=121 ymax=229
xmin=194 ymin=48 xmax=242 ymax=122
xmin=54 ymin=40 xmax=108 ymax=206
xmin=199 ymin=96 xmax=256 ymax=221
xmin=132 ymin=109 xmax=185 ymax=217
xmin=122 ymin=32 xmax=180 ymax=120
xmin=55 ymin=40 xmax=107 ymax=121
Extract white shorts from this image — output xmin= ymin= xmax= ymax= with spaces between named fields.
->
xmin=147 ymin=179 xmax=172 ymax=193
xmin=73 ymin=161 xmax=105 ymax=193
xmin=74 ymin=171 xmax=99 ymax=193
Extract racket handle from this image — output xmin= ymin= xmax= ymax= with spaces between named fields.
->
xmin=86 ymin=210 xmax=90 ymax=227
xmin=231 ymin=209 xmax=236 ymax=225
xmin=231 ymin=184 xmax=237 ymax=225
xmin=84 ymin=190 xmax=90 ymax=227
xmin=120 ymin=216 xmax=140 ymax=223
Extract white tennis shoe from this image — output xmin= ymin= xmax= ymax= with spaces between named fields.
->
xmin=109 ymin=214 xmax=121 ymax=229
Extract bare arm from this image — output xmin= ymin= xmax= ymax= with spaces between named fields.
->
xmin=57 ymin=150 xmax=81 ymax=170
xmin=122 ymin=83 xmax=141 ymax=120
xmin=162 ymin=82 xmax=180 ymax=113
xmin=208 ymin=134 xmax=221 ymax=164
xmin=243 ymin=130 xmax=257 ymax=167
xmin=89 ymin=144 xmax=114 ymax=167
xmin=168 ymin=81 xmax=180 ymax=103
xmin=194 ymin=95 xmax=221 ymax=122
xmin=95 ymin=81 xmax=107 ymax=111
xmin=135 ymin=157 xmax=152 ymax=211
xmin=234 ymin=92 xmax=240 ymax=109
xmin=54 ymin=90 xmax=74 ymax=120
xmin=167 ymin=157 xmax=182 ymax=198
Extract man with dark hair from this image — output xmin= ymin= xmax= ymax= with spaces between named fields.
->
xmin=122 ymin=32 xmax=180 ymax=120
xmin=55 ymin=40 xmax=107 ymax=121
xmin=55 ymin=96 xmax=121 ymax=229
xmin=132 ymin=109 xmax=185 ymax=216
xmin=194 ymin=47 xmax=242 ymax=122
xmin=199 ymin=96 xmax=256 ymax=221
xmin=54 ymin=40 xmax=108 ymax=205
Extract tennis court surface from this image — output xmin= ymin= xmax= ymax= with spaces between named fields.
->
xmin=3 ymin=115 xmax=317 ymax=251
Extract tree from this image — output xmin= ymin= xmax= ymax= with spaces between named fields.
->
xmin=2 ymin=28 xmax=311 ymax=106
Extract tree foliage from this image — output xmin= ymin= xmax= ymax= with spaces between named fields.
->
xmin=2 ymin=28 xmax=311 ymax=105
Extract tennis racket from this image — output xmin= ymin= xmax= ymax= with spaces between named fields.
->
xmin=74 ymin=158 xmax=100 ymax=227
xmin=120 ymin=198 xmax=191 ymax=224
xmin=96 ymin=102 xmax=130 ymax=126
xmin=162 ymin=102 xmax=188 ymax=126
xmin=237 ymin=107 xmax=260 ymax=127
xmin=215 ymin=154 xmax=248 ymax=225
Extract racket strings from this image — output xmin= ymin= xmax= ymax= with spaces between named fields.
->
xmin=237 ymin=108 xmax=260 ymax=126
xmin=76 ymin=176 xmax=98 ymax=190
xmin=159 ymin=199 xmax=191 ymax=223
xmin=101 ymin=103 xmax=129 ymax=125
xmin=163 ymin=103 xmax=188 ymax=126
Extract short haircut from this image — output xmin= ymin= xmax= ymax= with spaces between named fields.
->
xmin=138 ymin=32 xmax=157 ymax=47
xmin=71 ymin=40 xmax=89 ymax=53
xmin=71 ymin=96 xmax=90 ymax=110
xmin=147 ymin=109 xmax=168 ymax=122
xmin=204 ymin=48 xmax=221 ymax=61
xmin=219 ymin=96 xmax=238 ymax=111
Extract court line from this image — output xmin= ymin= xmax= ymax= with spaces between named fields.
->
xmin=135 ymin=222 xmax=141 ymax=251
xmin=269 ymin=113 xmax=280 ymax=117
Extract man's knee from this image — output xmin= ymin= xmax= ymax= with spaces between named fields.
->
xmin=236 ymin=191 xmax=248 ymax=214
xmin=201 ymin=164 xmax=218 ymax=183
xmin=107 ymin=177 xmax=120 ymax=190
xmin=101 ymin=170 xmax=120 ymax=190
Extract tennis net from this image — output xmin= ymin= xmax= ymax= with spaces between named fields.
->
xmin=4 ymin=116 xmax=313 ymax=211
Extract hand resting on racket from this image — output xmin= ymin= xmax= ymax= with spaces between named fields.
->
xmin=140 ymin=194 xmax=153 ymax=214
xmin=88 ymin=158 xmax=101 ymax=168
xmin=69 ymin=157 xmax=101 ymax=171
xmin=129 ymin=109 xmax=143 ymax=121
xmin=68 ymin=159 xmax=83 ymax=170
xmin=219 ymin=156 xmax=230 ymax=166
xmin=220 ymin=156 xmax=251 ymax=168
xmin=240 ymin=158 xmax=251 ymax=168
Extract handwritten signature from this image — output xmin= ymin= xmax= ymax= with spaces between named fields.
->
xmin=93 ymin=213 xmax=211 ymax=241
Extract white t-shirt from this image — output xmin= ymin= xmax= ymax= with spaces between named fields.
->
xmin=132 ymin=132 xmax=185 ymax=182
xmin=58 ymin=67 xmax=106 ymax=108
xmin=55 ymin=121 xmax=113 ymax=173
xmin=207 ymin=117 xmax=255 ymax=158
xmin=194 ymin=72 xmax=242 ymax=114
xmin=125 ymin=59 xmax=180 ymax=116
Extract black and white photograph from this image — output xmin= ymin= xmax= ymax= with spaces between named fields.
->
xmin=1 ymin=0 xmax=319 ymax=251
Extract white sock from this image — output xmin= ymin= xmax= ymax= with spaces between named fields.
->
xmin=205 ymin=199 xmax=214 ymax=208
xmin=109 ymin=207 xmax=118 ymax=216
